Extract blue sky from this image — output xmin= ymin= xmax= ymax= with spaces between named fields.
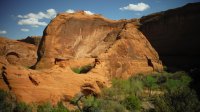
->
xmin=0 ymin=0 xmax=199 ymax=39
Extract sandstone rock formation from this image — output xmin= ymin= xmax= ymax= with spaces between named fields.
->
xmin=0 ymin=11 xmax=163 ymax=106
xmin=0 ymin=63 xmax=108 ymax=105
xmin=139 ymin=2 xmax=200 ymax=67
xmin=18 ymin=36 xmax=42 ymax=46
xmin=35 ymin=11 xmax=163 ymax=78
xmin=0 ymin=37 xmax=37 ymax=67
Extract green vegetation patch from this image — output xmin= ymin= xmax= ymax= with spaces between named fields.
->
xmin=70 ymin=71 xmax=200 ymax=112
xmin=71 ymin=65 xmax=93 ymax=74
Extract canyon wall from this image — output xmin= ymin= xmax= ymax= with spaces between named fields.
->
xmin=140 ymin=3 xmax=200 ymax=68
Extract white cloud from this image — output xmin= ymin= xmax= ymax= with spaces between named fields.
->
xmin=21 ymin=28 xmax=30 ymax=32
xmin=18 ymin=18 xmax=47 ymax=27
xmin=84 ymin=11 xmax=94 ymax=15
xmin=65 ymin=9 xmax=94 ymax=15
xmin=65 ymin=9 xmax=75 ymax=13
xmin=119 ymin=3 xmax=150 ymax=11
xmin=17 ymin=9 xmax=56 ymax=27
xmin=0 ymin=30 xmax=7 ymax=34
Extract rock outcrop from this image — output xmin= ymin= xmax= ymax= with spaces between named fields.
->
xmin=18 ymin=36 xmax=42 ymax=46
xmin=0 ymin=11 xmax=163 ymax=106
xmin=139 ymin=2 xmax=200 ymax=67
xmin=0 ymin=64 xmax=108 ymax=105
xmin=0 ymin=37 xmax=37 ymax=67
xmin=35 ymin=11 xmax=163 ymax=78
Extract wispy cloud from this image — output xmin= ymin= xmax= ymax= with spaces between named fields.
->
xmin=18 ymin=8 xmax=94 ymax=27
xmin=65 ymin=9 xmax=94 ymax=15
xmin=17 ymin=9 xmax=56 ymax=27
xmin=21 ymin=28 xmax=30 ymax=32
xmin=120 ymin=3 xmax=150 ymax=11
xmin=0 ymin=30 xmax=7 ymax=34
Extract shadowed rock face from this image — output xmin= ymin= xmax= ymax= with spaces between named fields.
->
xmin=0 ymin=37 xmax=37 ymax=67
xmin=18 ymin=36 xmax=42 ymax=46
xmin=139 ymin=2 xmax=200 ymax=67
xmin=35 ymin=11 xmax=163 ymax=78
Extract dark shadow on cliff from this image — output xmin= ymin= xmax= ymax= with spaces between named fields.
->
xmin=139 ymin=2 xmax=200 ymax=98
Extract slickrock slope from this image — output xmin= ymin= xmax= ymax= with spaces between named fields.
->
xmin=0 ymin=37 xmax=37 ymax=67
xmin=36 ymin=11 xmax=163 ymax=77
xmin=18 ymin=36 xmax=42 ymax=46
xmin=140 ymin=3 xmax=200 ymax=67
xmin=0 ymin=11 xmax=162 ymax=106
xmin=0 ymin=63 xmax=108 ymax=105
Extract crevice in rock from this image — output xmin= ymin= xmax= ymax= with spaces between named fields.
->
xmin=146 ymin=56 xmax=154 ymax=70
xmin=6 ymin=52 xmax=20 ymax=58
xmin=116 ymin=22 xmax=127 ymax=40
xmin=1 ymin=66 xmax=12 ymax=90
xmin=29 ymin=75 xmax=39 ymax=86
xmin=54 ymin=58 xmax=69 ymax=64
xmin=81 ymin=83 xmax=97 ymax=96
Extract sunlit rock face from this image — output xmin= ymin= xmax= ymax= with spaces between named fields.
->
xmin=0 ymin=37 xmax=37 ymax=67
xmin=36 ymin=11 xmax=163 ymax=77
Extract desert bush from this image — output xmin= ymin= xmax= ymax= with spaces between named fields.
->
xmin=129 ymin=78 xmax=144 ymax=96
xmin=96 ymin=99 xmax=126 ymax=112
xmin=143 ymin=76 xmax=158 ymax=96
xmin=14 ymin=102 xmax=32 ymax=112
xmin=82 ymin=95 xmax=100 ymax=112
xmin=37 ymin=102 xmax=53 ymax=112
xmin=51 ymin=102 xmax=69 ymax=112
xmin=153 ymin=87 xmax=200 ymax=112
xmin=37 ymin=102 xmax=69 ymax=112
xmin=122 ymin=95 xmax=141 ymax=111
xmin=0 ymin=89 xmax=14 ymax=112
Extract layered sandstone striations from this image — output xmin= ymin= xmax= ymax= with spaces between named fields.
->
xmin=139 ymin=3 xmax=200 ymax=67
xmin=35 ymin=11 xmax=163 ymax=77
xmin=0 ymin=37 xmax=37 ymax=67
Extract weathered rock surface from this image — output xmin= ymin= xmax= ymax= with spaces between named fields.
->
xmin=139 ymin=2 xmax=200 ymax=67
xmin=0 ymin=11 xmax=162 ymax=106
xmin=18 ymin=36 xmax=42 ymax=46
xmin=0 ymin=37 xmax=37 ymax=67
xmin=0 ymin=63 xmax=108 ymax=105
xmin=35 ymin=11 xmax=163 ymax=78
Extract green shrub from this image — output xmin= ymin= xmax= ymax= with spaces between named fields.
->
xmin=154 ymin=87 xmax=200 ymax=112
xmin=37 ymin=102 xmax=69 ymax=112
xmin=97 ymin=99 xmax=126 ymax=112
xmin=129 ymin=78 xmax=143 ymax=96
xmin=0 ymin=89 xmax=14 ymax=112
xmin=14 ymin=102 xmax=32 ymax=112
xmin=51 ymin=102 xmax=69 ymax=112
xmin=82 ymin=95 xmax=100 ymax=112
xmin=122 ymin=95 xmax=141 ymax=111
xmin=37 ymin=102 xmax=53 ymax=112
